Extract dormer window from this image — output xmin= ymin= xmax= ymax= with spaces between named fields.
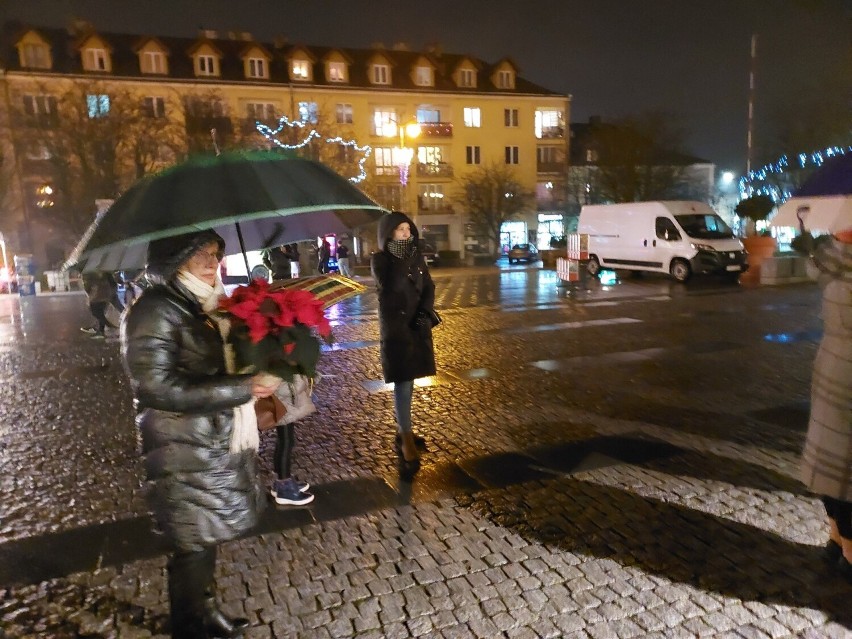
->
xmin=21 ymin=43 xmax=50 ymax=69
xmin=458 ymin=68 xmax=475 ymax=88
xmin=247 ymin=57 xmax=267 ymax=79
xmin=141 ymin=51 xmax=166 ymax=74
xmin=292 ymin=59 xmax=310 ymax=80
xmin=84 ymin=48 xmax=108 ymax=71
xmin=328 ymin=61 xmax=346 ymax=82
xmin=415 ymin=66 xmax=432 ymax=87
xmin=196 ymin=54 xmax=217 ymax=76
xmin=372 ymin=64 xmax=390 ymax=85
xmin=497 ymin=69 xmax=514 ymax=89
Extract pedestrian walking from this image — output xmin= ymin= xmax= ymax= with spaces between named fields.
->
xmin=80 ymin=272 xmax=120 ymax=338
xmin=286 ymin=243 xmax=301 ymax=278
xmin=336 ymin=241 xmax=352 ymax=278
xmin=371 ymin=212 xmax=440 ymax=479
xmin=800 ymin=226 xmax=852 ymax=583
xmin=121 ymin=229 xmax=280 ymax=638
xmin=269 ymin=375 xmax=317 ymax=506
xmin=262 ymin=245 xmax=290 ymax=281
xmin=318 ymin=238 xmax=331 ymax=274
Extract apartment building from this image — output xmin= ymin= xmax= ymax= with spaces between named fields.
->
xmin=0 ymin=23 xmax=570 ymax=267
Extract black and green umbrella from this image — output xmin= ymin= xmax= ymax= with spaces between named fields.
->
xmin=68 ymin=150 xmax=387 ymax=272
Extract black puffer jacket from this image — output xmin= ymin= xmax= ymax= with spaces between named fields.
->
xmin=370 ymin=212 xmax=437 ymax=383
xmin=121 ymin=231 xmax=263 ymax=552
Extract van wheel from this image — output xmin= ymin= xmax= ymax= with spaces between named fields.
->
xmin=669 ymin=259 xmax=691 ymax=282
xmin=587 ymin=256 xmax=601 ymax=277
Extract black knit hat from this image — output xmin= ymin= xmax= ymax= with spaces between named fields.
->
xmin=146 ymin=230 xmax=225 ymax=281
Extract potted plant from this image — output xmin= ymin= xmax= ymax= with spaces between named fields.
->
xmin=735 ymin=194 xmax=777 ymax=276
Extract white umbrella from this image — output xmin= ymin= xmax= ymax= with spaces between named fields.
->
xmin=771 ymin=196 xmax=852 ymax=233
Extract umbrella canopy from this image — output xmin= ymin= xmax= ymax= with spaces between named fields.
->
xmin=68 ymin=151 xmax=386 ymax=271
xmin=771 ymin=153 xmax=852 ymax=233
xmin=269 ymin=274 xmax=367 ymax=309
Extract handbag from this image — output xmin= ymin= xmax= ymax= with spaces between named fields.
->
xmin=255 ymin=394 xmax=287 ymax=431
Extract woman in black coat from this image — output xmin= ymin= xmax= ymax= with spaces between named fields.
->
xmin=121 ymin=230 xmax=279 ymax=639
xmin=371 ymin=212 xmax=439 ymax=477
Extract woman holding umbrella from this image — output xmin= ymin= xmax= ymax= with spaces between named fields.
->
xmin=371 ymin=212 xmax=440 ymax=479
xmin=800 ymin=224 xmax=852 ymax=583
xmin=121 ymin=229 xmax=280 ymax=638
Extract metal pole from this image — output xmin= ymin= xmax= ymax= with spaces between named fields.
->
xmin=746 ymin=34 xmax=757 ymax=175
xmin=235 ymin=221 xmax=251 ymax=280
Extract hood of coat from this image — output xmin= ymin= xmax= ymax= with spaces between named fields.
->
xmin=376 ymin=212 xmax=419 ymax=252
xmin=145 ymin=230 xmax=225 ymax=284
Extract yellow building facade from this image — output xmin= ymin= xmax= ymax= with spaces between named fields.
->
xmin=0 ymin=25 xmax=570 ymax=268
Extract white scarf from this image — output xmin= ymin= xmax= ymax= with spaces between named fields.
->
xmin=176 ymin=270 xmax=259 ymax=454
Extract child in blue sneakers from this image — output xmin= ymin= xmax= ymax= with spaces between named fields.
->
xmin=270 ymin=375 xmax=316 ymax=505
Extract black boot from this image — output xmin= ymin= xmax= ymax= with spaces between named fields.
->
xmin=203 ymin=598 xmax=249 ymax=638
xmin=168 ymin=550 xmax=214 ymax=639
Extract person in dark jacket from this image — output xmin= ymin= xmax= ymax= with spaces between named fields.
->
xmin=121 ymin=230 xmax=280 ymax=639
xmin=81 ymin=272 xmax=120 ymax=338
xmin=371 ymin=212 xmax=439 ymax=478
xmin=318 ymin=238 xmax=331 ymax=274
xmin=262 ymin=245 xmax=290 ymax=281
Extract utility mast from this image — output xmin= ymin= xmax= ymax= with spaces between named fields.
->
xmin=746 ymin=34 xmax=757 ymax=175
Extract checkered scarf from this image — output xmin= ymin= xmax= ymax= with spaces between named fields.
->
xmin=387 ymin=237 xmax=415 ymax=260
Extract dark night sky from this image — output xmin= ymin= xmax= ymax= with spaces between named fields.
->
xmin=3 ymin=0 xmax=850 ymax=174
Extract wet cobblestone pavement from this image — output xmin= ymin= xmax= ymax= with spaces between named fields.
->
xmin=1 ymin=266 xmax=850 ymax=638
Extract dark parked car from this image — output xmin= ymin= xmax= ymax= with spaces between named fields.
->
xmin=507 ymin=243 xmax=539 ymax=264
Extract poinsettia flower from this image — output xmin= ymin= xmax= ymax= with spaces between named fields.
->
xmin=245 ymin=312 xmax=271 ymax=343
xmin=283 ymin=342 xmax=296 ymax=355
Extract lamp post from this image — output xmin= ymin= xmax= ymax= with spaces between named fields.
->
xmin=387 ymin=119 xmax=421 ymax=215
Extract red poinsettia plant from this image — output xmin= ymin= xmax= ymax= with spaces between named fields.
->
xmin=219 ymin=279 xmax=332 ymax=381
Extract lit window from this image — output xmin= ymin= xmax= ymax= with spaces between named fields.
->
xmin=87 ymin=94 xmax=110 ymax=118
xmin=504 ymin=146 xmax=519 ymax=165
xmin=336 ymin=103 xmax=353 ymax=124
xmin=372 ymin=64 xmax=390 ymax=84
xmin=374 ymin=147 xmax=403 ymax=175
xmin=298 ymin=101 xmax=318 ymax=123
xmin=248 ymin=58 xmax=267 ymax=79
xmin=292 ymin=59 xmax=310 ymax=80
xmin=463 ymin=107 xmax=481 ymax=128
xmin=535 ymin=109 xmax=564 ymax=139
xmin=22 ymin=43 xmax=49 ymax=69
xmin=415 ymin=66 xmax=432 ymax=86
xmin=419 ymin=184 xmax=445 ymax=211
xmin=196 ymin=55 xmax=216 ymax=76
xmin=84 ymin=48 xmax=108 ymax=71
xmin=328 ymin=61 xmax=346 ymax=82
xmin=466 ymin=146 xmax=481 ymax=165
xmin=417 ymin=146 xmax=443 ymax=165
xmin=417 ymin=108 xmax=440 ymax=123
xmin=497 ymin=70 xmax=514 ymax=89
xmin=458 ymin=68 xmax=475 ymax=88
xmin=372 ymin=110 xmax=398 ymax=137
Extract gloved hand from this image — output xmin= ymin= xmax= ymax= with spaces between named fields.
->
xmin=412 ymin=309 xmax=442 ymax=329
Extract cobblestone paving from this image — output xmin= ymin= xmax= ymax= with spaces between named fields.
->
xmin=1 ymin=271 xmax=850 ymax=638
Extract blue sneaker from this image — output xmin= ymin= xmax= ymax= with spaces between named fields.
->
xmin=271 ymin=478 xmax=314 ymax=506
xmin=269 ymin=477 xmax=310 ymax=497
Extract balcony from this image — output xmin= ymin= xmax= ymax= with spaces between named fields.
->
xmin=419 ymin=122 xmax=453 ymax=138
xmin=538 ymin=126 xmax=565 ymax=139
xmin=536 ymin=161 xmax=565 ymax=174
xmin=416 ymin=162 xmax=454 ymax=178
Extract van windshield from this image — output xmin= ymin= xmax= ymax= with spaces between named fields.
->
xmin=674 ymin=214 xmax=734 ymax=239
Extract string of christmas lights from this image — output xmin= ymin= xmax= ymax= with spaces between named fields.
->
xmin=256 ymin=115 xmax=372 ymax=183
xmin=739 ymin=145 xmax=851 ymax=201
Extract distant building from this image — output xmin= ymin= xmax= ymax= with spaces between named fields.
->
xmin=0 ymin=22 xmax=571 ymax=267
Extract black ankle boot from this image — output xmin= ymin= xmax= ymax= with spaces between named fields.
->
xmin=203 ymin=598 xmax=249 ymax=638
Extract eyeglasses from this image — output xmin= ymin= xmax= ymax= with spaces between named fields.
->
xmin=190 ymin=249 xmax=221 ymax=266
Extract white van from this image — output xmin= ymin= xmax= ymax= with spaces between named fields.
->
xmin=577 ymin=201 xmax=749 ymax=282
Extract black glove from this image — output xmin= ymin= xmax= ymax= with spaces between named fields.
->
xmin=412 ymin=309 xmax=442 ymax=329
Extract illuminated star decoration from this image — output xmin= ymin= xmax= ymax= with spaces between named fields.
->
xmin=739 ymin=145 xmax=852 ymax=202
xmin=256 ymin=115 xmax=372 ymax=183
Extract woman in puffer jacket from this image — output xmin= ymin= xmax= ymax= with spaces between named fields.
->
xmin=121 ymin=230 xmax=280 ymax=639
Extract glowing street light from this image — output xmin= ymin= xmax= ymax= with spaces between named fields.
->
xmin=384 ymin=117 xmax=421 ymax=212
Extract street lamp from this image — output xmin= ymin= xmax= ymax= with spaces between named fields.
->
xmin=385 ymin=118 xmax=421 ymax=213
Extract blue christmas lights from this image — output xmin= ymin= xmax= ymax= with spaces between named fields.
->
xmin=739 ymin=145 xmax=852 ymax=202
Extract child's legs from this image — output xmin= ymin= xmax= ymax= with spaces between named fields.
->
xmin=274 ymin=423 xmax=295 ymax=479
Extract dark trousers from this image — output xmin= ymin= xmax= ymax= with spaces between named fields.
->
xmin=168 ymin=546 xmax=217 ymax=638
xmin=823 ymin=496 xmax=852 ymax=538
xmin=89 ymin=301 xmax=108 ymax=332
xmin=274 ymin=423 xmax=295 ymax=479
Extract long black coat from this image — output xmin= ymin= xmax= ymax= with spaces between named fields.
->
xmin=121 ymin=282 xmax=264 ymax=552
xmin=371 ymin=213 xmax=437 ymax=383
